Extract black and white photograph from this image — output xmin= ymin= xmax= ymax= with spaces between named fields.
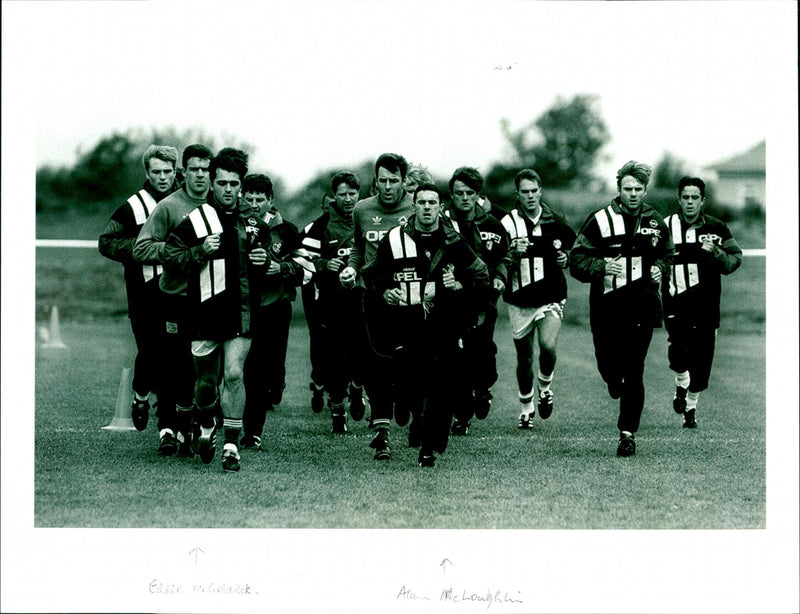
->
xmin=2 ymin=0 xmax=797 ymax=612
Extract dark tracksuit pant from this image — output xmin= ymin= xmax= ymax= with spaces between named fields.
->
xmin=591 ymin=321 xmax=654 ymax=434
xmin=452 ymin=303 xmax=498 ymax=424
xmin=242 ymin=299 xmax=293 ymax=439
xmin=158 ymin=292 xmax=196 ymax=434
xmin=665 ymin=317 xmax=717 ymax=393
xmin=128 ymin=283 xmax=164 ymax=400
xmin=318 ymin=288 xmax=368 ymax=405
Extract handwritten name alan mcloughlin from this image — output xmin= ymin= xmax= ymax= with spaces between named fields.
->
xmin=398 ymin=585 xmax=523 ymax=608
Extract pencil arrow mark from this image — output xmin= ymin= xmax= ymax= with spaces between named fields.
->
xmin=440 ymin=558 xmax=453 ymax=576
xmin=189 ymin=547 xmax=205 ymax=565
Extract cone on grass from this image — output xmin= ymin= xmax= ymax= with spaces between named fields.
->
xmin=41 ymin=305 xmax=68 ymax=349
xmin=101 ymin=366 xmax=136 ymax=431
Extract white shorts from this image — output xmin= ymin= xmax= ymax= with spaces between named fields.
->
xmin=191 ymin=339 xmax=220 ymax=357
xmin=507 ymin=301 xmax=565 ymax=340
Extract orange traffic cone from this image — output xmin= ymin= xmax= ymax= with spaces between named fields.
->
xmin=41 ymin=305 xmax=69 ymax=349
xmin=101 ymin=366 xmax=136 ymax=431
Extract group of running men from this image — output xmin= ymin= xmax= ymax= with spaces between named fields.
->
xmin=99 ymin=145 xmax=742 ymax=471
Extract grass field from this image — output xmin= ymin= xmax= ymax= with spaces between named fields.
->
xmin=34 ymin=259 xmax=766 ymax=529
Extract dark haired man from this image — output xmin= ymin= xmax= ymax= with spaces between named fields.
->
xmin=240 ymin=173 xmax=313 ymax=449
xmin=339 ymin=153 xmax=415 ymax=457
xmin=164 ymin=149 xmax=272 ymax=472
xmin=498 ymin=169 xmax=576 ymax=430
xmin=445 ymin=167 xmax=509 ymax=435
xmin=99 ymin=145 xmax=178 ymax=433
xmin=301 ymin=171 xmax=367 ymax=433
xmin=133 ymin=143 xmax=213 ymax=457
xmin=369 ymin=183 xmax=490 ymax=466
xmin=571 ymin=161 xmax=674 ymax=457
xmin=662 ymin=177 xmax=742 ymax=428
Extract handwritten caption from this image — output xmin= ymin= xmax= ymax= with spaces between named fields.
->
xmin=398 ymin=585 xmax=522 ymax=609
xmin=149 ymin=579 xmax=256 ymax=596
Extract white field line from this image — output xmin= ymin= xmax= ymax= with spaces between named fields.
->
xmin=34 ymin=239 xmax=768 ymax=257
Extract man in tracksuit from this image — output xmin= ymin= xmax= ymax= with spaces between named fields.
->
xmin=301 ymin=171 xmax=367 ymax=433
xmin=132 ymin=143 xmax=213 ymax=456
xmin=369 ymin=183 xmax=490 ymax=466
xmin=163 ymin=148 xmax=271 ymax=473
xmin=240 ymin=173 xmax=313 ymax=449
xmin=662 ymin=176 xmax=742 ymax=429
xmin=339 ymin=153 xmax=415 ymax=457
xmin=570 ymin=160 xmax=674 ymax=457
xmin=99 ymin=144 xmax=178 ymax=434
xmin=445 ymin=167 xmax=509 ymax=435
xmin=499 ymin=169 xmax=577 ymax=429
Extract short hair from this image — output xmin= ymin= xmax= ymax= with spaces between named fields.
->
xmin=449 ymin=166 xmax=484 ymax=193
xmin=406 ymin=164 xmax=433 ymax=185
xmin=413 ymin=183 xmax=444 ymax=203
xmin=678 ymin=176 xmax=706 ymax=199
xmin=210 ymin=148 xmax=248 ymax=181
xmin=616 ymin=160 xmax=652 ymax=190
xmin=331 ymin=171 xmax=360 ymax=193
xmin=375 ymin=153 xmax=409 ymax=180
xmin=181 ymin=144 xmax=213 ymax=169
xmin=514 ymin=168 xmax=542 ymax=189
xmin=243 ymin=173 xmax=274 ymax=198
xmin=142 ymin=145 xmax=178 ymax=172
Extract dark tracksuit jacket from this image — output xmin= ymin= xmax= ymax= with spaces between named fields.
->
xmin=570 ymin=198 xmax=674 ymax=434
xmin=661 ymin=210 xmax=742 ymax=391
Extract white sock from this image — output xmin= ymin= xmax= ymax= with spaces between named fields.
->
xmin=519 ymin=390 xmax=534 ymax=414
xmin=686 ymin=391 xmax=700 ymax=411
xmin=673 ymin=370 xmax=690 ymax=390
xmin=537 ymin=370 xmax=553 ymax=394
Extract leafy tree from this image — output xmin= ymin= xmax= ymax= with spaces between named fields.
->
xmin=36 ymin=126 xmax=257 ymax=212
xmin=500 ymin=93 xmax=610 ymax=189
xmin=652 ymin=151 xmax=689 ymax=191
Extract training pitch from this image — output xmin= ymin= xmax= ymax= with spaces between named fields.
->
xmin=34 ymin=284 xmax=765 ymax=530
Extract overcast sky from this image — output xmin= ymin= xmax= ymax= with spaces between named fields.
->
xmin=8 ymin=0 xmax=782 ymax=191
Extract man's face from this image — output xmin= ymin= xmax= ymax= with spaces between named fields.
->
xmin=334 ymin=182 xmax=359 ymax=217
xmin=413 ymin=190 xmax=441 ymax=231
xmin=146 ymin=157 xmax=176 ymax=194
xmin=184 ymin=156 xmax=211 ymax=198
xmin=517 ymin=178 xmax=542 ymax=216
xmin=243 ymin=191 xmax=271 ymax=217
xmin=212 ymin=169 xmax=241 ymax=209
xmin=451 ymin=179 xmax=479 ymax=214
xmin=679 ymin=186 xmax=705 ymax=222
xmin=376 ymin=166 xmax=405 ymax=207
xmin=618 ymin=175 xmax=646 ymax=213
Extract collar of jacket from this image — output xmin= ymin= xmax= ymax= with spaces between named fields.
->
xmin=263 ymin=206 xmax=284 ymax=227
xmin=327 ymin=205 xmax=353 ymax=227
xmin=515 ymin=202 xmax=556 ymax=224
xmin=610 ymin=197 xmax=655 ymax=218
xmin=143 ymin=180 xmax=176 ymax=203
xmin=451 ymin=203 xmax=490 ymax=225
xmin=402 ymin=214 xmax=462 ymax=245
xmin=677 ymin=210 xmax=707 ymax=227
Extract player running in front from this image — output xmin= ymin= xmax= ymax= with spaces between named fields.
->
xmin=662 ymin=176 xmax=742 ymax=428
xmin=163 ymin=149 xmax=273 ymax=472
